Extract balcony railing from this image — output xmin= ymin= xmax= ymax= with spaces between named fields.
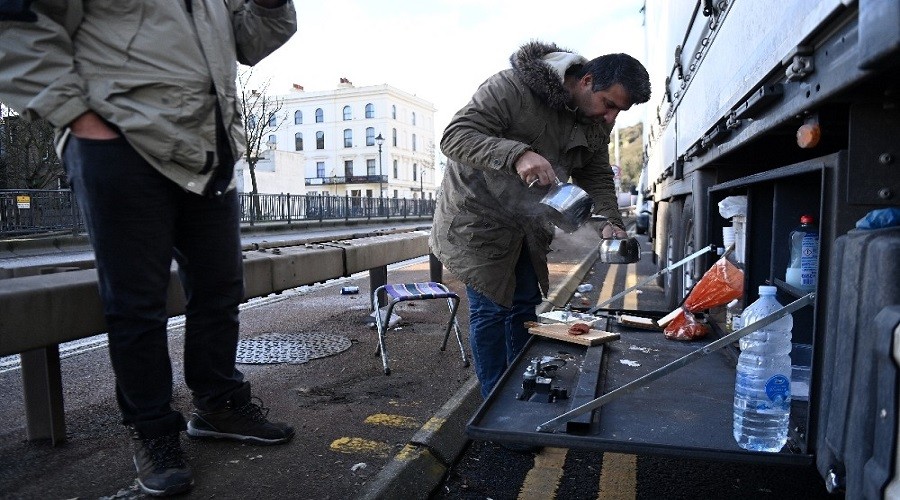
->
xmin=305 ymin=175 xmax=387 ymax=186
xmin=0 ymin=189 xmax=434 ymax=237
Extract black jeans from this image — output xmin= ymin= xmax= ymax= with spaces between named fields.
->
xmin=64 ymin=135 xmax=246 ymax=438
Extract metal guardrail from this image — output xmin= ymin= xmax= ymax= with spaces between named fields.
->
xmin=1 ymin=230 xmax=435 ymax=443
xmin=1 ymin=189 xmax=435 ymax=237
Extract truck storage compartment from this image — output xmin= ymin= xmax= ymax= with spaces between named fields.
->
xmin=816 ymin=227 xmax=900 ymax=497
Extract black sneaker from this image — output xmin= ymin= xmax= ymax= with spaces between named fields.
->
xmin=186 ymin=397 xmax=295 ymax=445
xmin=132 ymin=431 xmax=193 ymax=497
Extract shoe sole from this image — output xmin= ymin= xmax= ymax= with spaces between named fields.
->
xmin=186 ymin=421 xmax=294 ymax=445
xmin=133 ymin=457 xmax=193 ymax=497
xmin=136 ymin=478 xmax=193 ymax=497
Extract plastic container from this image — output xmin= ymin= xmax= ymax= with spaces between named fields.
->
xmin=733 ymin=285 xmax=793 ymax=452
xmin=725 ymin=298 xmax=743 ymax=332
xmin=785 ymin=215 xmax=819 ymax=290
xmin=790 ymin=343 xmax=812 ymax=401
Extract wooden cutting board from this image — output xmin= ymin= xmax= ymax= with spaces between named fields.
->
xmin=525 ymin=322 xmax=620 ymax=346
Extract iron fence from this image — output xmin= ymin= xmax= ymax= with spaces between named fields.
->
xmin=0 ymin=190 xmax=435 ymax=237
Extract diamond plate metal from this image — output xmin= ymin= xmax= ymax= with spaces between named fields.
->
xmin=235 ymin=332 xmax=351 ymax=365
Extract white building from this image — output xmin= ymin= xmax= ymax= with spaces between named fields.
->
xmin=235 ymin=79 xmax=437 ymax=200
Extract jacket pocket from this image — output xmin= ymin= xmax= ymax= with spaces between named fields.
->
xmin=448 ymin=209 xmax=515 ymax=260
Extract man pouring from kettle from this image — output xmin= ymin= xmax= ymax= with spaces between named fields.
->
xmin=430 ymin=41 xmax=651 ymax=400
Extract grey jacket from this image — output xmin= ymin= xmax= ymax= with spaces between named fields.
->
xmin=0 ymin=0 xmax=297 ymax=195
xmin=431 ymin=41 xmax=621 ymax=307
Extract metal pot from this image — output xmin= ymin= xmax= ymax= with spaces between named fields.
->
xmin=598 ymin=237 xmax=642 ymax=264
xmin=538 ymin=179 xmax=595 ymax=233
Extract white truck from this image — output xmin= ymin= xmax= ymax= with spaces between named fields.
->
xmin=642 ymin=0 xmax=899 ymax=496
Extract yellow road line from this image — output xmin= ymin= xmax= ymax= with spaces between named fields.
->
xmin=596 ymin=265 xmax=639 ymax=499
xmin=517 ymin=447 xmax=568 ymax=500
xmin=597 ymin=452 xmax=637 ymax=500
xmin=363 ymin=413 xmax=420 ymax=429
xmin=329 ymin=437 xmax=392 ymax=456
xmin=595 ymin=264 xmax=618 ymax=307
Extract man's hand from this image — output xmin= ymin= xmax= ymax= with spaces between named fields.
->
xmin=69 ymin=111 xmax=118 ymax=140
xmin=515 ymin=150 xmax=556 ymax=186
xmin=601 ymin=222 xmax=628 ymax=239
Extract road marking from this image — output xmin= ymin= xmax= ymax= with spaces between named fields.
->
xmin=595 ymin=262 xmax=618 ymax=307
xmin=594 ymin=265 xmax=639 ymax=499
xmin=363 ymin=413 xmax=420 ymax=429
xmin=517 ymin=447 xmax=567 ymax=500
xmin=329 ymin=436 xmax=392 ymax=456
xmin=597 ymin=452 xmax=637 ymax=499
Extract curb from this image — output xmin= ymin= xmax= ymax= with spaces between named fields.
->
xmin=355 ymin=246 xmax=600 ymax=500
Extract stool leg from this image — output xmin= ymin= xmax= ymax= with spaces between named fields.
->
xmin=445 ymin=296 xmax=469 ymax=368
xmin=377 ymin=301 xmax=397 ymax=375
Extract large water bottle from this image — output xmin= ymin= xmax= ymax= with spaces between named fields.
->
xmin=733 ymin=285 xmax=793 ymax=452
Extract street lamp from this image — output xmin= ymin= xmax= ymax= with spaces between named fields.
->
xmin=375 ymin=133 xmax=384 ymax=198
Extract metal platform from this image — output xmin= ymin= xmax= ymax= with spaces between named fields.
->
xmin=467 ymin=311 xmax=813 ymax=466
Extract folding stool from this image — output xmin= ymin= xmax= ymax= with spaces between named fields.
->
xmin=370 ymin=282 xmax=469 ymax=375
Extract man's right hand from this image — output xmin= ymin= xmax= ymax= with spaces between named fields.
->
xmin=69 ymin=111 xmax=119 ymax=140
xmin=515 ymin=150 xmax=556 ymax=186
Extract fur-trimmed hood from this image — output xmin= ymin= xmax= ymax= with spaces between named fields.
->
xmin=510 ymin=41 xmax=587 ymax=109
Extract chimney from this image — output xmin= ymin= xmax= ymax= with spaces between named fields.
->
xmin=338 ymin=77 xmax=353 ymax=88
xmin=292 ymin=83 xmax=304 ymax=91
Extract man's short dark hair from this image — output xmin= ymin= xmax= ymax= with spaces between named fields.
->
xmin=567 ymin=53 xmax=651 ymax=105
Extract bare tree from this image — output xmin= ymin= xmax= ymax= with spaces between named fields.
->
xmin=0 ymin=105 xmax=64 ymax=189
xmin=236 ymin=68 xmax=287 ymax=196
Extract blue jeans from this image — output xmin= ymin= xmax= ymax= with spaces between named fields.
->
xmin=466 ymin=248 xmax=542 ymax=398
xmin=64 ymin=135 xmax=246 ymax=438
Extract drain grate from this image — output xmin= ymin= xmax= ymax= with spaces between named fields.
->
xmin=236 ymin=332 xmax=351 ymax=365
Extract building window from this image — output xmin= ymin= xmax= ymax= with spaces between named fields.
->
xmin=315 ymin=108 xmax=324 ymax=123
xmin=268 ymin=134 xmax=277 ymax=145
xmin=365 ymin=103 xmax=374 ymax=119
xmin=367 ymin=159 xmax=376 ymax=176
xmin=268 ymin=112 xmax=277 ymax=127
xmin=411 ymin=112 xmax=416 ymax=126
xmin=365 ymin=127 xmax=375 ymax=146
xmin=392 ymin=128 xmax=397 ymax=146
xmin=392 ymin=105 xmax=396 ymax=119
xmin=294 ymin=110 xmax=302 ymax=125
xmin=344 ymin=160 xmax=353 ymax=177
xmin=294 ymin=132 xmax=303 ymax=151
xmin=342 ymin=105 xmax=352 ymax=121
xmin=343 ymin=129 xmax=352 ymax=148
xmin=413 ymin=163 xmax=417 ymax=181
xmin=393 ymin=159 xmax=398 ymax=179
xmin=316 ymin=161 xmax=325 ymax=177
xmin=412 ymin=133 xmax=417 ymax=151
xmin=247 ymin=114 xmax=257 ymax=130
xmin=316 ymin=131 xmax=324 ymax=149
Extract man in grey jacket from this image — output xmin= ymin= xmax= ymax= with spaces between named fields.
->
xmin=431 ymin=42 xmax=650 ymax=401
xmin=0 ymin=1 xmax=296 ymax=496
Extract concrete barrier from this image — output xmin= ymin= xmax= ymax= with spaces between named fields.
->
xmin=0 ymin=231 xmax=431 ymax=443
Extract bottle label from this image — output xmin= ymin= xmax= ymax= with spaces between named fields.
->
xmin=800 ymin=233 xmax=818 ymax=287
xmin=765 ymin=374 xmax=791 ymax=409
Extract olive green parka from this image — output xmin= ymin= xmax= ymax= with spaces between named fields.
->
xmin=430 ymin=41 xmax=623 ymax=307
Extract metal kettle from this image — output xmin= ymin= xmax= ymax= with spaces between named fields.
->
xmin=537 ymin=178 xmax=595 ymax=233
xmin=598 ymin=237 xmax=641 ymax=264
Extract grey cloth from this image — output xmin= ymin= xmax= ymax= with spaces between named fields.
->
xmin=0 ymin=0 xmax=297 ymax=195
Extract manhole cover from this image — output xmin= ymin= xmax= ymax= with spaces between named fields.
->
xmin=236 ymin=332 xmax=352 ymax=365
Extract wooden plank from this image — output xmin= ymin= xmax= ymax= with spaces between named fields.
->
xmin=525 ymin=322 xmax=620 ymax=346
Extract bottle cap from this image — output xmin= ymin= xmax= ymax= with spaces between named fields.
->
xmin=800 ymin=214 xmax=815 ymax=224
xmin=758 ymin=285 xmax=777 ymax=295
xmin=727 ymin=299 xmax=739 ymax=308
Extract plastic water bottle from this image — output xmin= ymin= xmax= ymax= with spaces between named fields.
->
xmin=785 ymin=215 xmax=818 ymax=290
xmin=733 ymin=285 xmax=793 ymax=452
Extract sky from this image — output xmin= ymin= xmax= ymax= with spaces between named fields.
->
xmin=249 ymin=0 xmax=649 ymax=140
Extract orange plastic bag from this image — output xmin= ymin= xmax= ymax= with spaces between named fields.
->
xmin=664 ymin=256 xmax=743 ymax=341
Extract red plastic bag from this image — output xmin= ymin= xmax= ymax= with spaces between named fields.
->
xmin=664 ymin=256 xmax=743 ymax=341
